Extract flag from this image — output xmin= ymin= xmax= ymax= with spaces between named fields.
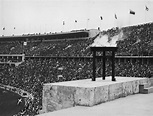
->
xmin=145 ymin=6 xmax=149 ymax=11
xmin=115 ymin=14 xmax=117 ymax=19
xmin=63 ymin=21 xmax=65 ymax=25
xmin=2 ymin=27 xmax=5 ymax=30
xmin=130 ymin=10 xmax=135 ymax=15
xmin=100 ymin=16 xmax=103 ymax=20
xmin=75 ymin=20 xmax=77 ymax=23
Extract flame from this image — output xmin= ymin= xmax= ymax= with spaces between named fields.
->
xmin=91 ymin=30 xmax=124 ymax=47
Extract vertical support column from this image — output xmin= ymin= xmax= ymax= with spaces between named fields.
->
xmin=103 ymin=51 xmax=106 ymax=80
xmin=112 ymin=51 xmax=116 ymax=81
xmin=92 ymin=51 xmax=96 ymax=81
xmin=22 ymin=54 xmax=25 ymax=62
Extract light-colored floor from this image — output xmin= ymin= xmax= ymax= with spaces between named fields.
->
xmin=44 ymin=76 xmax=146 ymax=87
xmin=39 ymin=93 xmax=153 ymax=116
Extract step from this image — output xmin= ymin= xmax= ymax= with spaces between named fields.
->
xmin=150 ymin=78 xmax=153 ymax=86
xmin=139 ymin=83 xmax=150 ymax=93
xmin=142 ymin=86 xmax=153 ymax=94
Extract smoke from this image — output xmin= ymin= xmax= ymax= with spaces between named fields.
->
xmin=91 ymin=30 xmax=124 ymax=47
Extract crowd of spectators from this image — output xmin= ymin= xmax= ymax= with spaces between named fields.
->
xmin=0 ymin=22 xmax=152 ymax=56
xmin=0 ymin=22 xmax=152 ymax=115
xmin=0 ymin=58 xmax=92 ymax=115
xmin=0 ymin=41 xmax=23 ymax=54
xmin=117 ymin=23 xmax=152 ymax=56
xmin=0 ymin=57 xmax=152 ymax=115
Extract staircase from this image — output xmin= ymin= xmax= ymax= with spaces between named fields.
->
xmin=139 ymin=83 xmax=153 ymax=94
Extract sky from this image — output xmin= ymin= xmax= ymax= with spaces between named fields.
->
xmin=0 ymin=0 xmax=153 ymax=36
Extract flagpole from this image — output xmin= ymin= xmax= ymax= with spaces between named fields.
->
xmin=114 ymin=16 xmax=116 ymax=28
xmin=86 ymin=19 xmax=89 ymax=29
xmin=129 ymin=10 xmax=132 ymax=26
xmin=113 ymin=18 xmax=115 ymax=28
xmin=114 ymin=14 xmax=118 ymax=28
xmin=23 ymin=26 xmax=25 ymax=35
xmin=29 ymin=24 xmax=31 ymax=34
xmin=129 ymin=14 xmax=130 ymax=26
xmin=45 ymin=24 xmax=46 ymax=33
xmin=100 ymin=16 xmax=103 ymax=31
xmin=75 ymin=22 xmax=76 ymax=30
xmin=14 ymin=27 xmax=15 ymax=36
xmin=100 ymin=20 xmax=102 ymax=31
xmin=62 ymin=22 xmax=64 ymax=32
xmin=100 ymin=19 xmax=102 ymax=31
xmin=129 ymin=9 xmax=136 ymax=26
xmin=145 ymin=8 xmax=146 ymax=23
xmin=144 ymin=5 xmax=149 ymax=23
xmin=144 ymin=6 xmax=146 ymax=23
xmin=74 ymin=20 xmax=77 ymax=30
xmin=24 ymin=25 xmax=26 ymax=34
xmin=62 ymin=21 xmax=63 ymax=32
xmin=129 ymin=10 xmax=130 ymax=26
xmin=39 ymin=25 xmax=41 ymax=34
xmin=73 ymin=21 xmax=75 ymax=30
xmin=2 ymin=28 xmax=5 ymax=36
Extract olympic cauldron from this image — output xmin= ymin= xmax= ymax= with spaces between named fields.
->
xmin=90 ymin=46 xmax=118 ymax=81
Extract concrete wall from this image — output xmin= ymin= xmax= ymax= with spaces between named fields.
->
xmin=42 ymin=77 xmax=151 ymax=113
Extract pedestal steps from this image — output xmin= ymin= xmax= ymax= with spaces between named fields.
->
xmin=139 ymin=83 xmax=153 ymax=94
xmin=143 ymin=86 xmax=153 ymax=94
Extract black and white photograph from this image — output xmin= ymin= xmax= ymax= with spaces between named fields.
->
xmin=0 ymin=0 xmax=153 ymax=116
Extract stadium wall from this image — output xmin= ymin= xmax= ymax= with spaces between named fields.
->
xmin=0 ymin=83 xmax=33 ymax=100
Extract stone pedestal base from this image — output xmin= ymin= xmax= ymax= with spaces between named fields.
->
xmin=42 ymin=77 xmax=150 ymax=113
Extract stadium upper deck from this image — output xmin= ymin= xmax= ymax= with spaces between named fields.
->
xmin=0 ymin=29 xmax=96 ymax=41
xmin=0 ymin=22 xmax=152 ymax=56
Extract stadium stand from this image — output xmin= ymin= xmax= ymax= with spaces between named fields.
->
xmin=0 ymin=22 xmax=152 ymax=115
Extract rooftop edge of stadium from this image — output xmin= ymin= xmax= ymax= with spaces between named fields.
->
xmin=0 ymin=29 xmax=94 ymax=41
xmin=1 ymin=21 xmax=153 ymax=41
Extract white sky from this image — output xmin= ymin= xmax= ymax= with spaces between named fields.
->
xmin=0 ymin=0 xmax=153 ymax=36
